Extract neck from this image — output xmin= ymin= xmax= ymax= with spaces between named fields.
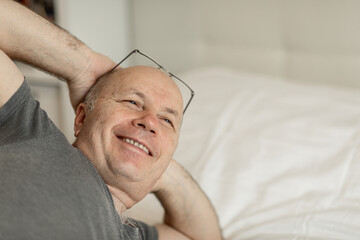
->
xmin=107 ymin=185 xmax=137 ymax=213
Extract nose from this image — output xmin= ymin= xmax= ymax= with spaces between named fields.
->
xmin=132 ymin=113 xmax=157 ymax=134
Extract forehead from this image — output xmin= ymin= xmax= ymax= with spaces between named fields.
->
xmin=101 ymin=66 xmax=183 ymax=113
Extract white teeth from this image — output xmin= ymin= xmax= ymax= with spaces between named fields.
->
xmin=122 ymin=138 xmax=150 ymax=155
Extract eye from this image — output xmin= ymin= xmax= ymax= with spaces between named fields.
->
xmin=123 ymin=100 xmax=142 ymax=110
xmin=163 ymin=118 xmax=174 ymax=128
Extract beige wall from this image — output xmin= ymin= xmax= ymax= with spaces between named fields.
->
xmin=132 ymin=0 xmax=360 ymax=88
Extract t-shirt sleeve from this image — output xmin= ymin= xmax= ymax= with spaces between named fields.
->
xmin=136 ymin=220 xmax=159 ymax=240
xmin=0 ymin=78 xmax=29 ymax=125
xmin=0 ymin=79 xmax=58 ymax=145
xmin=123 ymin=219 xmax=159 ymax=240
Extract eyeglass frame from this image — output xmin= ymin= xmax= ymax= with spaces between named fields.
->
xmin=109 ymin=49 xmax=194 ymax=114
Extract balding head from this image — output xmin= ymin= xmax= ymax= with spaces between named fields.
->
xmin=73 ymin=65 xmax=184 ymax=207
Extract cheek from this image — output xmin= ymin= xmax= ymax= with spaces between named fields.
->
xmin=161 ymin=128 xmax=178 ymax=148
xmin=169 ymin=132 xmax=180 ymax=154
xmin=90 ymin=105 xmax=123 ymax=130
xmin=81 ymin=110 xmax=115 ymax=144
xmin=158 ymin=134 xmax=178 ymax=167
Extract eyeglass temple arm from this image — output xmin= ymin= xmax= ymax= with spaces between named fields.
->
xmin=109 ymin=49 xmax=140 ymax=72
xmin=136 ymin=51 xmax=195 ymax=113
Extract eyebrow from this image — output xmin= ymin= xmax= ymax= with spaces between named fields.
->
xmin=129 ymin=89 xmax=180 ymax=118
xmin=164 ymin=107 xmax=179 ymax=118
xmin=130 ymin=89 xmax=146 ymax=99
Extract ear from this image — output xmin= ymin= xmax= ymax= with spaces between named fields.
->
xmin=74 ymin=103 xmax=87 ymax=137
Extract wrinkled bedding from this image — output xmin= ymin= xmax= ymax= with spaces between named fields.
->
xmin=128 ymin=67 xmax=360 ymax=239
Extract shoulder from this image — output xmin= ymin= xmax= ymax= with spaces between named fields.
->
xmin=0 ymin=79 xmax=60 ymax=146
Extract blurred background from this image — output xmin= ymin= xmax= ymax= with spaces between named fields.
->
xmin=18 ymin=0 xmax=360 ymax=142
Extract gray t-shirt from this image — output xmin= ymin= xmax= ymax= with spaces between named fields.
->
xmin=0 ymin=80 xmax=158 ymax=240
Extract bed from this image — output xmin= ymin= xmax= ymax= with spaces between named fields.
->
xmin=126 ymin=1 xmax=360 ymax=239
xmin=127 ymin=66 xmax=360 ymax=239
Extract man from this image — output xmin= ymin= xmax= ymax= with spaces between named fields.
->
xmin=0 ymin=0 xmax=222 ymax=239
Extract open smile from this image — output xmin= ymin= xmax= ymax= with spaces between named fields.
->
xmin=117 ymin=136 xmax=152 ymax=156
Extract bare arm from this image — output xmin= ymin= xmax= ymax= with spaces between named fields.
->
xmin=0 ymin=0 xmax=114 ymax=109
xmin=153 ymin=160 xmax=223 ymax=240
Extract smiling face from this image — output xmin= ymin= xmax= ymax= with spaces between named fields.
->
xmin=73 ymin=66 xmax=183 ymax=206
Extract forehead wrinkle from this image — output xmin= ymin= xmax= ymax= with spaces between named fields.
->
xmin=110 ymin=88 xmax=145 ymax=98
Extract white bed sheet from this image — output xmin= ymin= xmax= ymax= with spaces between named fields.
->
xmin=128 ymin=67 xmax=360 ymax=239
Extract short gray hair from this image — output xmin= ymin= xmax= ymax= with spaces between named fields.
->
xmin=84 ymin=73 xmax=110 ymax=111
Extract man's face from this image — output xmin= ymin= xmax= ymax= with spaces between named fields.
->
xmin=74 ymin=66 xmax=183 ymax=204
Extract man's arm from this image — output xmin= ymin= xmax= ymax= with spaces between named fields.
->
xmin=0 ymin=0 xmax=114 ymax=109
xmin=153 ymin=160 xmax=223 ymax=240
